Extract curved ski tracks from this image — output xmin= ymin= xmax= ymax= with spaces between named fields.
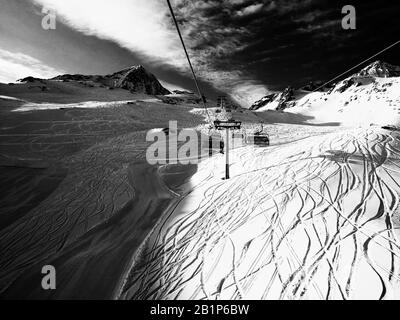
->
xmin=121 ymin=127 xmax=400 ymax=300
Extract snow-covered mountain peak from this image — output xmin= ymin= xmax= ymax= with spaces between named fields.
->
xmin=250 ymin=61 xmax=400 ymax=126
xmin=357 ymin=60 xmax=400 ymax=78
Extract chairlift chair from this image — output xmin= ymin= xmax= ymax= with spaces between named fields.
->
xmin=252 ymin=132 xmax=270 ymax=146
xmin=246 ymin=124 xmax=270 ymax=146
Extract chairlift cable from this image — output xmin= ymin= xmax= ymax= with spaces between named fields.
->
xmin=166 ymin=0 xmax=212 ymax=124
xmin=312 ymin=39 xmax=400 ymax=92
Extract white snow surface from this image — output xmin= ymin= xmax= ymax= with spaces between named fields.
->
xmin=125 ymin=126 xmax=400 ymax=300
xmin=12 ymin=100 xmax=134 ymax=112
xmin=256 ymin=77 xmax=400 ymax=127
xmin=0 ymin=95 xmax=23 ymax=101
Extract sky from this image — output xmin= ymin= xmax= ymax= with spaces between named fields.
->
xmin=0 ymin=0 xmax=399 ymax=107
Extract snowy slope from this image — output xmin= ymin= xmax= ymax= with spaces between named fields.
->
xmin=119 ymin=63 xmax=400 ymax=300
xmin=290 ymin=77 xmax=400 ymax=126
xmin=251 ymin=61 xmax=400 ymax=126
xmin=122 ymin=126 xmax=400 ymax=300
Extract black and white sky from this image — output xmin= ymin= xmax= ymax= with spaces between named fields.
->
xmin=1 ymin=0 xmax=399 ymax=106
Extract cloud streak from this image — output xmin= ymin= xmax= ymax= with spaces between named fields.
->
xmin=29 ymin=0 xmax=271 ymax=106
xmin=31 ymin=0 xmax=183 ymax=65
xmin=236 ymin=3 xmax=264 ymax=17
xmin=0 ymin=48 xmax=64 ymax=83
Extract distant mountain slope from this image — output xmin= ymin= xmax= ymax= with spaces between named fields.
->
xmin=49 ymin=65 xmax=170 ymax=95
xmin=357 ymin=60 xmax=400 ymax=77
xmin=109 ymin=66 xmax=170 ymax=95
xmin=250 ymin=87 xmax=296 ymax=111
xmin=250 ymin=61 xmax=400 ymax=126
xmin=251 ymin=61 xmax=400 ymax=112
xmin=0 ymin=65 xmax=172 ymax=105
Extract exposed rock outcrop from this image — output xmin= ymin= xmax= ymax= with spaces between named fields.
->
xmin=109 ymin=66 xmax=170 ymax=95
xmin=357 ymin=60 xmax=400 ymax=78
xmin=50 ymin=65 xmax=171 ymax=95
xmin=250 ymin=60 xmax=400 ymax=111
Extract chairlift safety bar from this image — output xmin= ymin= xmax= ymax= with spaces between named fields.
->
xmin=214 ymin=120 xmax=242 ymax=130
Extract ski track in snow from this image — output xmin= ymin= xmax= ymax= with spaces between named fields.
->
xmin=121 ymin=127 xmax=400 ymax=300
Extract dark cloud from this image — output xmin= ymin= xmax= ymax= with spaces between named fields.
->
xmin=171 ymin=0 xmax=400 ymax=97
